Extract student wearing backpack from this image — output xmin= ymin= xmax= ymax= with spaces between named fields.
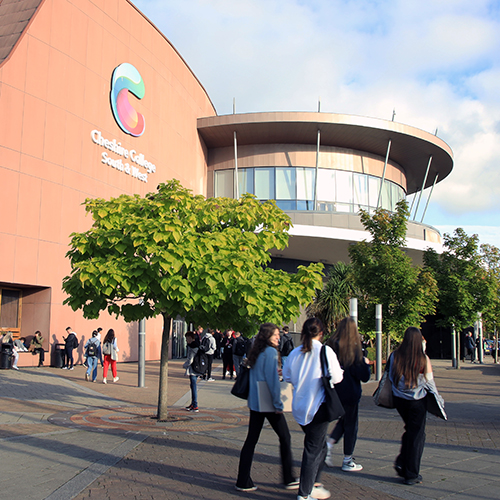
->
xmin=232 ymin=331 xmax=247 ymax=378
xmin=279 ymin=326 xmax=295 ymax=370
xmin=183 ymin=331 xmax=202 ymax=412
xmin=62 ymin=327 xmax=79 ymax=370
xmin=84 ymin=330 xmax=100 ymax=382
xmin=201 ymin=329 xmax=216 ymax=381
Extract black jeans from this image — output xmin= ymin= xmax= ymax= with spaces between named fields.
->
xmin=204 ymin=354 xmax=213 ymax=379
xmin=330 ymin=402 xmax=359 ymax=456
xmin=34 ymin=348 xmax=45 ymax=366
xmin=65 ymin=348 xmax=74 ymax=368
xmin=236 ymin=410 xmax=295 ymax=489
xmin=299 ymin=403 xmax=330 ymax=497
xmin=222 ymin=353 xmax=233 ymax=378
xmin=394 ymin=396 xmax=427 ymax=480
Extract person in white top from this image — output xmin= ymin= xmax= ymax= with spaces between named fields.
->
xmin=283 ymin=318 xmax=343 ymax=500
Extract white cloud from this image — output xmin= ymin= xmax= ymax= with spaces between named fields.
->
xmin=133 ymin=0 xmax=500 ymax=230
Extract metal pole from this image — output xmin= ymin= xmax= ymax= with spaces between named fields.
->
xmin=456 ymin=326 xmax=461 ymax=369
xmin=349 ymin=298 xmax=358 ymax=325
xmin=376 ymin=140 xmax=392 ymax=209
xmin=138 ymin=317 xmax=146 ymax=387
xmin=451 ymin=324 xmax=457 ymax=368
xmin=233 ymin=131 xmax=239 ymax=199
xmin=478 ymin=314 xmax=484 ymax=364
xmin=495 ymin=325 xmax=498 ymax=364
xmin=313 ymin=129 xmax=320 ymax=209
xmin=420 ymin=173 xmax=439 ymax=223
xmin=412 ymin=156 xmax=432 ymax=219
xmin=375 ymin=304 xmax=382 ymax=381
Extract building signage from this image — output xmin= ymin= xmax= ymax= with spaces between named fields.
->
xmin=110 ymin=63 xmax=146 ymax=137
xmin=91 ymin=130 xmax=156 ymax=182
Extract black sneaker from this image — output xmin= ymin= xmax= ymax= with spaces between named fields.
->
xmin=189 ymin=406 xmax=199 ymax=412
xmin=404 ymin=475 xmax=423 ymax=485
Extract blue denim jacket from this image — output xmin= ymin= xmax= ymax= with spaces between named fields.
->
xmin=248 ymin=346 xmax=282 ymax=412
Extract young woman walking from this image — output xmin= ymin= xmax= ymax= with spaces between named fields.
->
xmin=389 ymin=326 xmax=433 ymax=485
xmin=283 ymin=318 xmax=343 ymax=500
xmin=235 ymin=323 xmax=298 ymax=492
xmin=325 ymin=317 xmax=371 ymax=471
xmin=102 ymin=329 xmax=119 ymax=383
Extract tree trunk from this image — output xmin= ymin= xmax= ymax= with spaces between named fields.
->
xmin=157 ymin=313 xmax=172 ymax=421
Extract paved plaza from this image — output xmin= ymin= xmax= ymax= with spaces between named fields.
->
xmin=0 ymin=356 xmax=499 ymax=500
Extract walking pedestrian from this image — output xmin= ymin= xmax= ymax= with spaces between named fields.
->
xmin=325 ymin=317 xmax=371 ymax=471
xmin=283 ymin=318 xmax=343 ymax=500
xmin=389 ymin=326 xmax=434 ymax=485
xmin=232 ymin=331 xmax=247 ymax=378
xmin=201 ymin=329 xmax=216 ymax=381
xmin=102 ymin=329 xmax=119 ymax=383
xmin=222 ymin=329 xmax=234 ymax=379
xmin=84 ymin=331 xmax=100 ymax=382
xmin=235 ymin=323 xmax=298 ymax=492
xmin=183 ymin=331 xmax=201 ymax=412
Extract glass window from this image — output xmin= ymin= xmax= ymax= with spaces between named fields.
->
xmin=368 ymin=176 xmax=381 ymax=208
xmin=255 ymin=168 xmax=275 ymax=200
xmin=392 ymin=182 xmax=404 ymax=209
xmin=276 ymin=200 xmax=296 ymax=211
xmin=317 ymin=170 xmax=336 ymax=202
xmin=297 ymin=168 xmax=315 ymax=200
xmin=353 ymin=173 xmax=369 ymax=211
xmin=336 ymin=170 xmax=353 ymax=205
xmin=297 ymin=200 xmax=315 ymax=211
xmin=0 ymin=289 xmax=20 ymax=329
xmin=380 ymin=179 xmax=392 ymax=210
xmin=276 ymin=168 xmax=296 ymax=200
xmin=214 ymin=170 xmax=234 ymax=198
xmin=238 ymin=168 xmax=254 ymax=196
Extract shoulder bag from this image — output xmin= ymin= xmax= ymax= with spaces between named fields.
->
xmin=373 ymin=356 xmax=395 ymax=409
xmin=231 ymin=364 xmax=250 ymax=400
xmin=320 ymin=345 xmax=345 ymax=421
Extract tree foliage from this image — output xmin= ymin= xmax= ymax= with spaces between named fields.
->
xmin=307 ymin=262 xmax=357 ymax=335
xmin=62 ymin=180 xmax=324 ymax=418
xmin=480 ymin=243 xmax=500 ymax=335
xmin=349 ymin=200 xmax=438 ymax=341
xmin=424 ymin=229 xmax=496 ymax=331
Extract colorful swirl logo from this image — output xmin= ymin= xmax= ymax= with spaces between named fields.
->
xmin=110 ymin=63 xmax=146 ymax=137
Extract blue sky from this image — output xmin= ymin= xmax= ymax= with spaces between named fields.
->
xmin=133 ymin=0 xmax=500 ymax=247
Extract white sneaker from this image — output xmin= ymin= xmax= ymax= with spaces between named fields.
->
xmin=85 ymin=373 xmax=89 ymax=381
xmin=342 ymin=458 xmax=363 ymax=471
xmin=12 ymin=366 xmax=19 ymax=370
xmin=207 ymin=377 xmax=215 ymax=381
xmin=113 ymin=376 xmax=119 ymax=383
xmin=69 ymin=367 xmax=74 ymax=370
xmin=103 ymin=378 xmax=107 ymax=384
xmin=311 ymin=485 xmax=331 ymax=499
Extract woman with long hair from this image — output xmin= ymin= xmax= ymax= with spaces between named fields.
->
xmin=283 ymin=318 xmax=343 ymax=500
xmin=102 ymin=329 xmax=119 ymax=384
xmin=325 ymin=317 xmax=371 ymax=471
xmin=389 ymin=326 xmax=433 ymax=485
xmin=235 ymin=323 xmax=298 ymax=492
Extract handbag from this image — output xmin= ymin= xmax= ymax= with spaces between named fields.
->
xmin=372 ymin=368 xmax=395 ymax=408
xmin=231 ymin=364 xmax=250 ymax=400
xmin=320 ymin=345 xmax=345 ymax=422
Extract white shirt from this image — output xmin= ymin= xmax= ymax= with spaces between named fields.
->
xmin=283 ymin=339 xmax=343 ymax=426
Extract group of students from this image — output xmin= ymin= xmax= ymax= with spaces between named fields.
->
xmin=234 ymin=317 xmax=438 ymax=499
xmin=1 ymin=330 xmax=46 ymax=368
xmin=83 ymin=328 xmax=120 ymax=384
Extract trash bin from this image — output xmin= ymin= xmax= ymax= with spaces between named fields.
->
xmin=52 ymin=343 xmax=65 ymax=368
xmin=0 ymin=349 xmax=12 ymax=369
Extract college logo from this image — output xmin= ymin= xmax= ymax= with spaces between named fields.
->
xmin=110 ymin=63 xmax=146 ymax=137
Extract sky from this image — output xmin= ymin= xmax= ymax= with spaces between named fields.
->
xmin=133 ymin=0 xmax=500 ymax=248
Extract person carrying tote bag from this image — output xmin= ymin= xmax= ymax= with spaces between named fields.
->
xmin=283 ymin=318 xmax=344 ymax=500
xmin=235 ymin=323 xmax=298 ymax=492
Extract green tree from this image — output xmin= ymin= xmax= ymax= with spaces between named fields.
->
xmin=349 ymin=200 xmax=438 ymax=343
xmin=307 ymin=262 xmax=356 ymax=335
xmin=62 ymin=180 xmax=323 ymax=420
xmin=424 ymin=228 xmax=494 ymax=330
xmin=480 ymin=243 xmax=500 ymax=336
xmin=424 ymin=228 xmax=496 ymax=331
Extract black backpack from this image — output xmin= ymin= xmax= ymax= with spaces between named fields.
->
xmin=191 ymin=349 xmax=208 ymax=375
xmin=86 ymin=343 xmax=98 ymax=357
xmin=281 ymin=335 xmax=294 ymax=357
xmin=234 ymin=337 xmax=247 ymax=356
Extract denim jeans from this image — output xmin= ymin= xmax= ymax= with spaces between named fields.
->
xmin=86 ymin=356 xmax=98 ymax=381
xmin=189 ymin=375 xmax=198 ymax=407
xmin=236 ymin=410 xmax=295 ymax=489
xmin=298 ymin=403 xmax=329 ymax=497
xmin=233 ymin=354 xmax=244 ymax=377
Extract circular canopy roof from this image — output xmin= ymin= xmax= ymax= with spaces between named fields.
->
xmin=197 ymin=112 xmax=453 ymax=195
